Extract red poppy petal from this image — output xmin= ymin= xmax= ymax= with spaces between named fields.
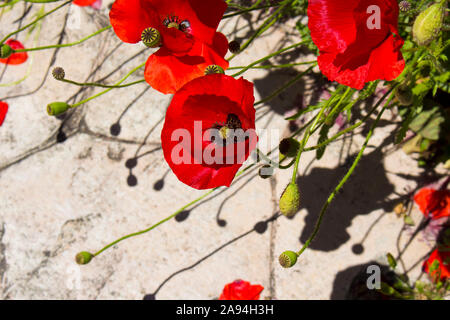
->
xmin=144 ymin=41 xmax=229 ymax=94
xmin=73 ymin=0 xmax=97 ymax=6
xmin=160 ymin=27 xmax=194 ymax=53
xmin=308 ymin=0 xmax=404 ymax=89
xmin=109 ymin=0 xmax=160 ymax=43
xmin=0 ymin=101 xmax=9 ymax=126
xmin=212 ymin=32 xmax=229 ymax=58
xmin=145 ymin=0 xmax=227 ymax=45
xmin=0 ymin=39 xmax=28 ymax=65
xmin=161 ymin=75 xmax=256 ymax=189
xmin=219 ymin=281 xmax=264 ymax=300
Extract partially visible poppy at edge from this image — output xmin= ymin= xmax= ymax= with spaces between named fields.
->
xmin=0 ymin=101 xmax=8 ymax=127
xmin=0 ymin=39 xmax=28 ymax=65
xmin=219 ymin=280 xmax=264 ymax=300
xmin=414 ymin=188 xmax=450 ymax=220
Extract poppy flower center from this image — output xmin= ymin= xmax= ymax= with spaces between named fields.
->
xmin=163 ymin=15 xmax=190 ymax=32
xmin=213 ymin=114 xmax=244 ymax=142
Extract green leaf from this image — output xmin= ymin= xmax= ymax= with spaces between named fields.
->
xmin=387 ymin=253 xmax=397 ymax=270
xmin=316 ymin=124 xmax=330 ymax=160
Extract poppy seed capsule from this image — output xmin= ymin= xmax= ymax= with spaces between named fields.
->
xmin=205 ymin=64 xmax=224 ymax=75
xmin=413 ymin=3 xmax=445 ymax=46
xmin=47 ymin=102 xmax=71 ymax=116
xmin=279 ymin=138 xmax=300 ymax=158
xmin=52 ymin=67 xmax=65 ymax=80
xmin=279 ymin=250 xmax=298 ymax=268
xmin=0 ymin=43 xmax=12 ymax=59
xmin=279 ymin=182 xmax=300 ymax=217
xmin=75 ymin=251 xmax=93 ymax=265
xmin=228 ymin=40 xmax=241 ymax=54
xmin=141 ymin=27 xmax=161 ymax=48
xmin=399 ymin=1 xmax=411 ymax=12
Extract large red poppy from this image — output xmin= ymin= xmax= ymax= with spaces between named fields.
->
xmin=414 ymin=188 xmax=450 ymax=220
xmin=307 ymin=0 xmax=405 ymax=89
xmin=219 ymin=280 xmax=264 ymax=300
xmin=0 ymin=101 xmax=8 ymax=127
xmin=109 ymin=0 xmax=229 ymax=94
xmin=0 ymin=39 xmax=28 ymax=65
xmin=423 ymin=248 xmax=450 ymax=281
xmin=161 ymin=74 xmax=257 ymax=190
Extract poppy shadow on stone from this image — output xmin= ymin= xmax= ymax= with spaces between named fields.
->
xmin=330 ymin=261 xmax=402 ymax=300
xmin=298 ymin=146 xmax=397 ymax=252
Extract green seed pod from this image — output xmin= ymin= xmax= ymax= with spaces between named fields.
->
xmin=204 ymin=64 xmax=225 ymax=75
xmin=399 ymin=1 xmax=411 ymax=12
xmin=0 ymin=43 xmax=13 ymax=59
xmin=279 ymin=250 xmax=298 ymax=268
xmin=413 ymin=2 xmax=446 ymax=46
xmin=141 ymin=27 xmax=161 ymax=48
xmin=279 ymin=182 xmax=300 ymax=217
xmin=279 ymin=138 xmax=300 ymax=158
xmin=47 ymin=102 xmax=71 ymax=116
xmin=395 ymin=84 xmax=413 ymax=106
xmin=75 ymin=251 xmax=93 ymax=265
xmin=52 ymin=67 xmax=65 ymax=80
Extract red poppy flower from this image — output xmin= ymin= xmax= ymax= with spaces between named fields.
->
xmin=414 ymin=188 xmax=450 ymax=220
xmin=161 ymin=74 xmax=257 ymax=190
xmin=219 ymin=280 xmax=264 ymax=300
xmin=307 ymin=0 xmax=405 ymax=89
xmin=109 ymin=0 xmax=229 ymax=94
xmin=0 ymin=101 xmax=8 ymax=127
xmin=0 ymin=39 xmax=28 ymax=65
xmin=73 ymin=0 xmax=97 ymax=6
xmin=423 ymin=248 xmax=450 ymax=281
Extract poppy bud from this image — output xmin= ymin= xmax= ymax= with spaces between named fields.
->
xmin=141 ymin=27 xmax=161 ymax=48
xmin=204 ymin=64 xmax=225 ymax=75
xmin=47 ymin=102 xmax=71 ymax=116
xmin=279 ymin=182 xmax=300 ymax=217
xmin=395 ymin=84 xmax=413 ymax=106
xmin=413 ymin=2 xmax=446 ymax=46
xmin=75 ymin=251 xmax=93 ymax=265
xmin=279 ymin=138 xmax=300 ymax=158
xmin=0 ymin=43 xmax=12 ymax=59
xmin=279 ymin=250 xmax=298 ymax=268
xmin=399 ymin=1 xmax=411 ymax=12
xmin=228 ymin=40 xmax=241 ymax=54
xmin=52 ymin=67 xmax=65 ymax=80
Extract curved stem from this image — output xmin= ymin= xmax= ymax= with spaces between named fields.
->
xmin=1 ymin=0 xmax=72 ymax=45
xmin=227 ymin=0 xmax=295 ymax=61
xmin=13 ymin=25 xmax=111 ymax=52
xmin=59 ymin=78 xmax=145 ymax=89
xmin=70 ymin=62 xmax=145 ymax=108
xmin=296 ymin=95 xmax=394 ymax=258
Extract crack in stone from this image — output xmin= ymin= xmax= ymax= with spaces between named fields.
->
xmin=268 ymin=176 xmax=278 ymax=300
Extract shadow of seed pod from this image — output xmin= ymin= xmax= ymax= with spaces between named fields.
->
xmin=125 ymin=158 xmax=137 ymax=169
xmin=110 ymin=123 xmax=121 ymax=136
xmin=352 ymin=244 xmax=364 ymax=255
xmin=56 ymin=131 xmax=67 ymax=143
xmin=217 ymin=219 xmax=227 ymax=227
xmin=175 ymin=210 xmax=190 ymax=222
xmin=254 ymin=221 xmax=268 ymax=234
xmin=143 ymin=294 xmax=156 ymax=300
xmin=153 ymin=179 xmax=164 ymax=191
xmin=127 ymin=174 xmax=138 ymax=187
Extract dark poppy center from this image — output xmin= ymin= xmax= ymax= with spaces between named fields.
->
xmin=163 ymin=15 xmax=190 ymax=32
xmin=211 ymin=113 xmax=245 ymax=144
